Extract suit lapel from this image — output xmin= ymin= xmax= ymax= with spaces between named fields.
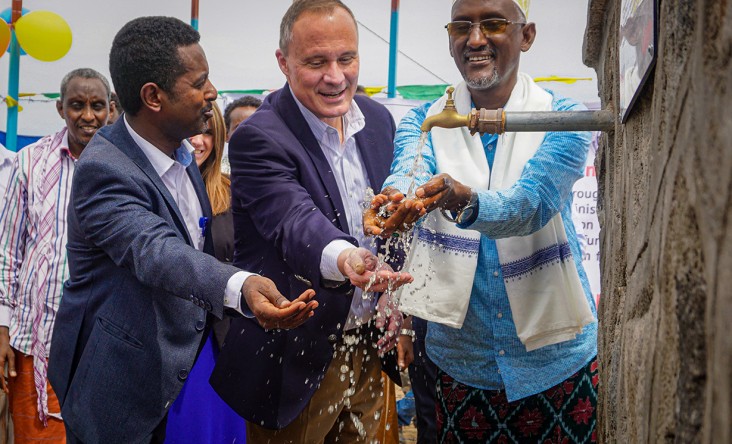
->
xmin=276 ymin=85 xmax=350 ymax=233
xmin=105 ymin=119 xmax=194 ymax=246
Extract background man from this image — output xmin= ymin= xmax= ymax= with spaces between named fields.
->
xmin=47 ymin=17 xmax=316 ymax=443
xmin=221 ymin=95 xmax=262 ymax=174
xmin=223 ymin=95 xmax=262 ymax=141
xmin=0 ymin=68 xmax=111 ymax=442
xmin=0 ymin=141 xmax=10 ymax=444
xmin=367 ymin=0 xmax=599 ymax=442
xmin=210 ymin=1 xmax=411 ymax=442
xmin=106 ymin=91 xmax=121 ymax=125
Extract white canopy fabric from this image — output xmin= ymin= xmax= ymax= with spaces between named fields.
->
xmin=0 ymin=0 xmax=598 ymax=137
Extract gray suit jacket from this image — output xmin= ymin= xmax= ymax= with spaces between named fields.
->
xmin=48 ymin=118 xmax=240 ymax=443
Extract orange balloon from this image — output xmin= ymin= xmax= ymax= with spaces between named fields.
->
xmin=0 ymin=20 xmax=10 ymax=56
xmin=15 ymin=10 xmax=72 ymax=62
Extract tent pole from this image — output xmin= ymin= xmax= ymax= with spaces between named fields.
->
xmin=387 ymin=0 xmax=399 ymax=98
xmin=6 ymin=0 xmax=22 ymax=152
xmin=191 ymin=0 xmax=199 ymax=31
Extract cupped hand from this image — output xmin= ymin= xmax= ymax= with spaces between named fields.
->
xmin=242 ymin=276 xmax=318 ymax=330
xmin=338 ymin=247 xmax=413 ymax=293
xmin=363 ymin=187 xmax=427 ymax=237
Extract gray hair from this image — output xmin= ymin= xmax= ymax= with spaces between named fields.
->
xmin=279 ymin=0 xmax=357 ymax=55
xmin=60 ymin=68 xmax=111 ymax=102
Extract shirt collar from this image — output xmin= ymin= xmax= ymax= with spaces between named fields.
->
xmin=0 ymin=144 xmax=14 ymax=165
xmin=124 ymin=115 xmax=193 ymax=177
xmin=58 ymin=130 xmax=76 ymax=160
xmin=292 ymin=90 xmax=365 ymax=145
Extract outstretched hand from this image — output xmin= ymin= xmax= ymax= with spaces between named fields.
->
xmin=242 ymin=276 xmax=318 ymax=330
xmin=338 ymin=247 xmax=412 ymax=293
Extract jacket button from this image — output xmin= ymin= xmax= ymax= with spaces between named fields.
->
xmin=327 ymin=334 xmax=338 ymax=344
xmin=205 ymin=302 xmax=212 ymax=311
xmin=178 ymin=369 xmax=188 ymax=381
xmin=195 ymin=320 xmax=205 ymax=331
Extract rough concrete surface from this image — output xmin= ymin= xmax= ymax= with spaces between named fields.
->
xmin=584 ymin=0 xmax=732 ymax=442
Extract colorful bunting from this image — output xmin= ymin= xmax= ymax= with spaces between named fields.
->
xmin=6 ymin=76 xmax=594 ymax=109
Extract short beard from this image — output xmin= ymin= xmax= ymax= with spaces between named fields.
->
xmin=465 ymin=68 xmax=500 ymax=90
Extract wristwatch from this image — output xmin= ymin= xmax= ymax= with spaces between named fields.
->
xmin=456 ymin=191 xmax=479 ymax=225
xmin=399 ymin=328 xmax=416 ymax=341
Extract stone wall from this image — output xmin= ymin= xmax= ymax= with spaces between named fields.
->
xmin=583 ymin=0 xmax=732 ymax=442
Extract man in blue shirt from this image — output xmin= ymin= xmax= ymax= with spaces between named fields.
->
xmin=365 ymin=0 xmax=599 ymax=442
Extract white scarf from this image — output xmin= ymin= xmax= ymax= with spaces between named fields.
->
xmin=397 ymin=73 xmax=596 ymax=351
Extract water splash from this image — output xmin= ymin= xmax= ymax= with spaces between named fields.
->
xmin=405 ymin=132 xmax=430 ymax=198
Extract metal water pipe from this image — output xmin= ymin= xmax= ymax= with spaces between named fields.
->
xmin=420 ymin=87 xmax=615 ymax=134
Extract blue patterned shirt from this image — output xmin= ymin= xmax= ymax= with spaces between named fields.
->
xmin=384 ymin=90 xmax=598 ymax=401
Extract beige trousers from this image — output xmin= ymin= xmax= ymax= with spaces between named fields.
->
xmin=247 ymin=333 xmax=385 ymax=444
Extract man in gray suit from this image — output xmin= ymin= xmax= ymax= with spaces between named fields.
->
xmin=47 ymin=16 xmax=318 ymax=443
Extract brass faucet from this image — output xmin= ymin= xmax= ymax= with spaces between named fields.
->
xmin=420 ymin=87 xmax=469 ymax=132
xmin=420 ymin=86 xmax=505 ymax=135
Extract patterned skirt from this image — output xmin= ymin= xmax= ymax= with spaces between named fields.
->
xmin=436 ymin=358 xmax=598 ymax=443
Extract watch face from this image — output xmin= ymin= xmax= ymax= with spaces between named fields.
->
xmin=457 ymin=206 xmax=475 ymax=224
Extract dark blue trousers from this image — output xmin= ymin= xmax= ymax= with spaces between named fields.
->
xmin=408 ymin=317 xmax=439 ymax=444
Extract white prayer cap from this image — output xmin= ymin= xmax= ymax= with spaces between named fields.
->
xmin=513 ymin=0 xmax=530 ymax=18
xmin=452 ymin=0 xmax=531 ymax=19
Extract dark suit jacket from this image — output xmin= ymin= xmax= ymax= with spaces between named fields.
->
xmin=210 ymin=85 xmax=398 ymax=429
xmin=48 ymin=118 xmax=241 ymax=443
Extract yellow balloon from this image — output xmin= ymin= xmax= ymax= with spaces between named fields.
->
xmin=15 ymin=10 xmax=72 ymax=62
xmin=0 ymin=20 xmax=10 ymax=56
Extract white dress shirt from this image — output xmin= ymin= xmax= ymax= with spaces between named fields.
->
xmin=124 ymin=117 xmax=251 ymax=314
xmin=293 ymin=97 xmax=377 ymax=330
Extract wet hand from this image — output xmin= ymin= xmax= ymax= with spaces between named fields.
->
xmin=375 ymin=293 xmax=403 ymax=356
xmin=415 ymin=173 xmax=472 ymax=213
xmin=242 ymin=276 xmax=318 ymax=330
xmin=363 ymin=187 xmax=427 ymax=237
xmin=338 ymin=248 xmax=413 ymax=293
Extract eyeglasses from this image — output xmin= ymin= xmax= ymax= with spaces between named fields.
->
xmin=445 ymin=18 xmax=526 ymax=38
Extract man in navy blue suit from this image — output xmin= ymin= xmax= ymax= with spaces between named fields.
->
xmin=210 ymin=1 xmax=413 ymax=442
xmin=47 ymin=16 xmax=318 ymax=443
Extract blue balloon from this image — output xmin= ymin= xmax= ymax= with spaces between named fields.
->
xmin=0 ymin=7 xmax=30 ymax=55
